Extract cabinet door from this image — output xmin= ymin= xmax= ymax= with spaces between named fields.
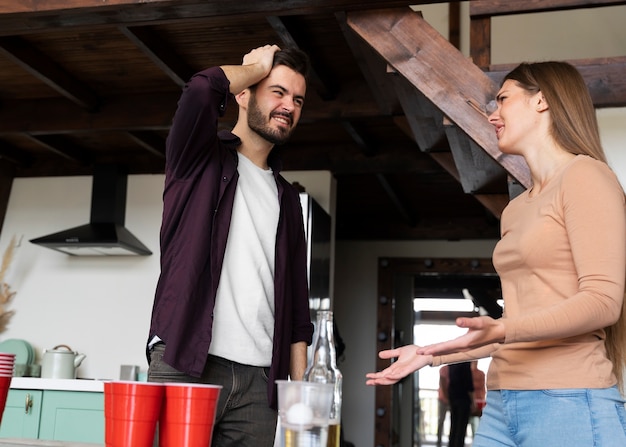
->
xmin=38 ymin=390 xmax=104 ymax=444
xmin=0 ymin=389 xmax=43 ymax=439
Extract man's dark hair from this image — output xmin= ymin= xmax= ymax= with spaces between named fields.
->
xmin=272 ymin=47 xmax=311 ymax=81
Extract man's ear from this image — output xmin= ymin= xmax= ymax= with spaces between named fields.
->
xmin=235 ymin=88 xmax=250 ymax=108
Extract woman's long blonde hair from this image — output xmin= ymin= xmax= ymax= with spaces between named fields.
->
xmin=505 ymin=61 xmax=626 ymax=391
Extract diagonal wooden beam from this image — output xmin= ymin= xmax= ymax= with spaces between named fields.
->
xmin=346 ymin=7 xmax=532 ymax=188
xmin=24 ymin=134 xmax=92 ymax=165
xmin=341 ymin=120 xmax=418 ymax=225
xmin=0 ymin=36 xmax=100 ymax=110
xmin=375 ymin=173 xmax=417 ymax=227
xmin=341 ymin=121 xmax=377 ymax=156
xmin=126 ymin=131 xmax=166 ymax=158
xmin=266 ymin=16 xmax=337 ymax=100
xmin=0 ymin=140 xmax=34 ymax=167
xmin=119 ymin=26 xmax=195 ymax=88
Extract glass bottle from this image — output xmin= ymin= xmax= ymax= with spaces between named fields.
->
xmin=304 ymin=310 xmax=343 ymax=447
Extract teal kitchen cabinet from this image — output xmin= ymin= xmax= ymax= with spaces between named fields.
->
xmin=0 ymin=388 xmax=104 ymax=444
xmin=0 ymin=389 xmax=43 ymax=438
xmin=39 ymin=390 xmax=104 ymax=443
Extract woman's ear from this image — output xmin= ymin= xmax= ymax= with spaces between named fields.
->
xmin=536 ymin=93 xmax=549 ymax=112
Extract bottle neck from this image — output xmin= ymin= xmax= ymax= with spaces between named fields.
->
xmin=305 ymin=310 xmax=341 ymax=382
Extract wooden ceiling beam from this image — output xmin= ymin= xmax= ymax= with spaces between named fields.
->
xmin=0 ymin=140 xmax=34 ymax=167
xmin=119 ymin=26 xmax=194 ymax=88
xmin=487 ymin=57 xmax=626 ymax=108
xmin=126 ymin=131 xmax=166 ymax=158
xmin=0 ymin=36 xmax=100 ymax=110
xmin=266 ymin=16 xmax=337 ymax=101
xmin=375 ymin=173 xmax=418 ymax=227
xmin=24 ymin=134 xmax=92 ymax=165
xmin=341 ymin=121 xmax=377 ymax=156
xmin=0 ymin=94 xmax=181 ymax=135
xmin=0 ymin=91 xmax=382 ymax=135
xmin=281 ymin=141 xmax=442 ymax=174
xmin=0 ymin=0 xmax=444 ymax=35
xmin=340 ymin=119 xmax=418 ymax=225
xmin=336 ymin=214 xmax=499 ymax=240
xmin=470 ymin=0 xmax=626 ymax=17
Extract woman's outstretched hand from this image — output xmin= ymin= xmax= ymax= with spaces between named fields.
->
xmin=365 ymin=345 xmax=433 ymax=386
xmin=417 ymin=316 xmax=505 ymax=356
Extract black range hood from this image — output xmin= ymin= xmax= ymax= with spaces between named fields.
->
xmin=30 ymin=165 xmax=152 ymax=256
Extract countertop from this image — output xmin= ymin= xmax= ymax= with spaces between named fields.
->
xmin=9 ymin=377 xmax=106 ymax=392
xmin=0 ymin=440 xmax=101 ymax=447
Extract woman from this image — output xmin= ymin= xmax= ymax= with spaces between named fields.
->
xmin=366 ymin=62 xmax=626 ymax=446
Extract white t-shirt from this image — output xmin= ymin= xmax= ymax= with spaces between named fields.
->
xmin=208 ymin=151 xmax=279 ymax=366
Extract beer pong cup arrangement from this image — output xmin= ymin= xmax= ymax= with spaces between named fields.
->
xmin=159 ymin=383 xmax=222 ymax=447
xmin=276 ymin=380 xmax=334 ymax=447
xmin=104 ymin=381 xmax=222 ymax=447
xmin=0 ymin=352 xmax=15 ymax=426
xmin=104 ymin=381 xmax=165 ymax=447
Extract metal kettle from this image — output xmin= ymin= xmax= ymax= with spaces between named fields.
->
xmin=41 ymin=344 xmax=86 ymax=379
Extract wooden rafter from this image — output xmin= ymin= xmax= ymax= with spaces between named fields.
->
xmin=0 ymin=36 xmax=100 ymax=110
xmin=470 ymin=0 xmax=626 ymax=16
xmin=119 ymin=26 xmax=194 ymax=88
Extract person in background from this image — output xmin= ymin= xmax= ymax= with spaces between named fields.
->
xmin=436 ymin=365 xmax=450 ymax=447
xmin=469 ymin=361 xmax=486 ymax=437
xmin=366 ymin=61 xmax=626 ymax=446
xmin=146 ymin=45 xmax=314 ymax=447
xmin=447 ymin=362 xmax=474 ymax=447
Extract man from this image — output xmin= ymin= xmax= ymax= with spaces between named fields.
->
xmin=469 ymin=361 xmax=486 ymax=437
xmin=447 ymin=362 xmax=474 ymax=447
xmin=146 ymin=45 xmax=314 ymax=447
xmin=436 ymin=365 xmax=450 ymax=447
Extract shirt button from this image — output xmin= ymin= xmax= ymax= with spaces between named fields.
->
xmin=222 ymin=176 xmax=228 ymax=182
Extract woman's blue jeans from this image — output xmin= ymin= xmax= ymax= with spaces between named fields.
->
xmin=472 ymin=387 xmax=626 ymax=446
xmin=148 ymin=343 xmax=277 ymax=447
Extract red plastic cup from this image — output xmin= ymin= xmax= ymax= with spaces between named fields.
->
xmin=0 ymin=376 xmax=12 ymax=426
xmin=104 ymin=381 xmax=165 ymax=447
xmin=104 ymin=382 xmax=113 ymax=446
xmin=159 ymin=383 xmax=222 ymax=447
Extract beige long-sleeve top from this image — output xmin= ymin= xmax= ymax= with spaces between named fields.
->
xmin=434 ymin=155 xmax=626 ymax=390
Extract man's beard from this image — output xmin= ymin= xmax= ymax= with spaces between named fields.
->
xmin=247 ymin=93 xmax=293 ymax=145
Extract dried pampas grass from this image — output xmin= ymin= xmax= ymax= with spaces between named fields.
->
xmin=0 ymin=236 xmax=17 ymax=334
